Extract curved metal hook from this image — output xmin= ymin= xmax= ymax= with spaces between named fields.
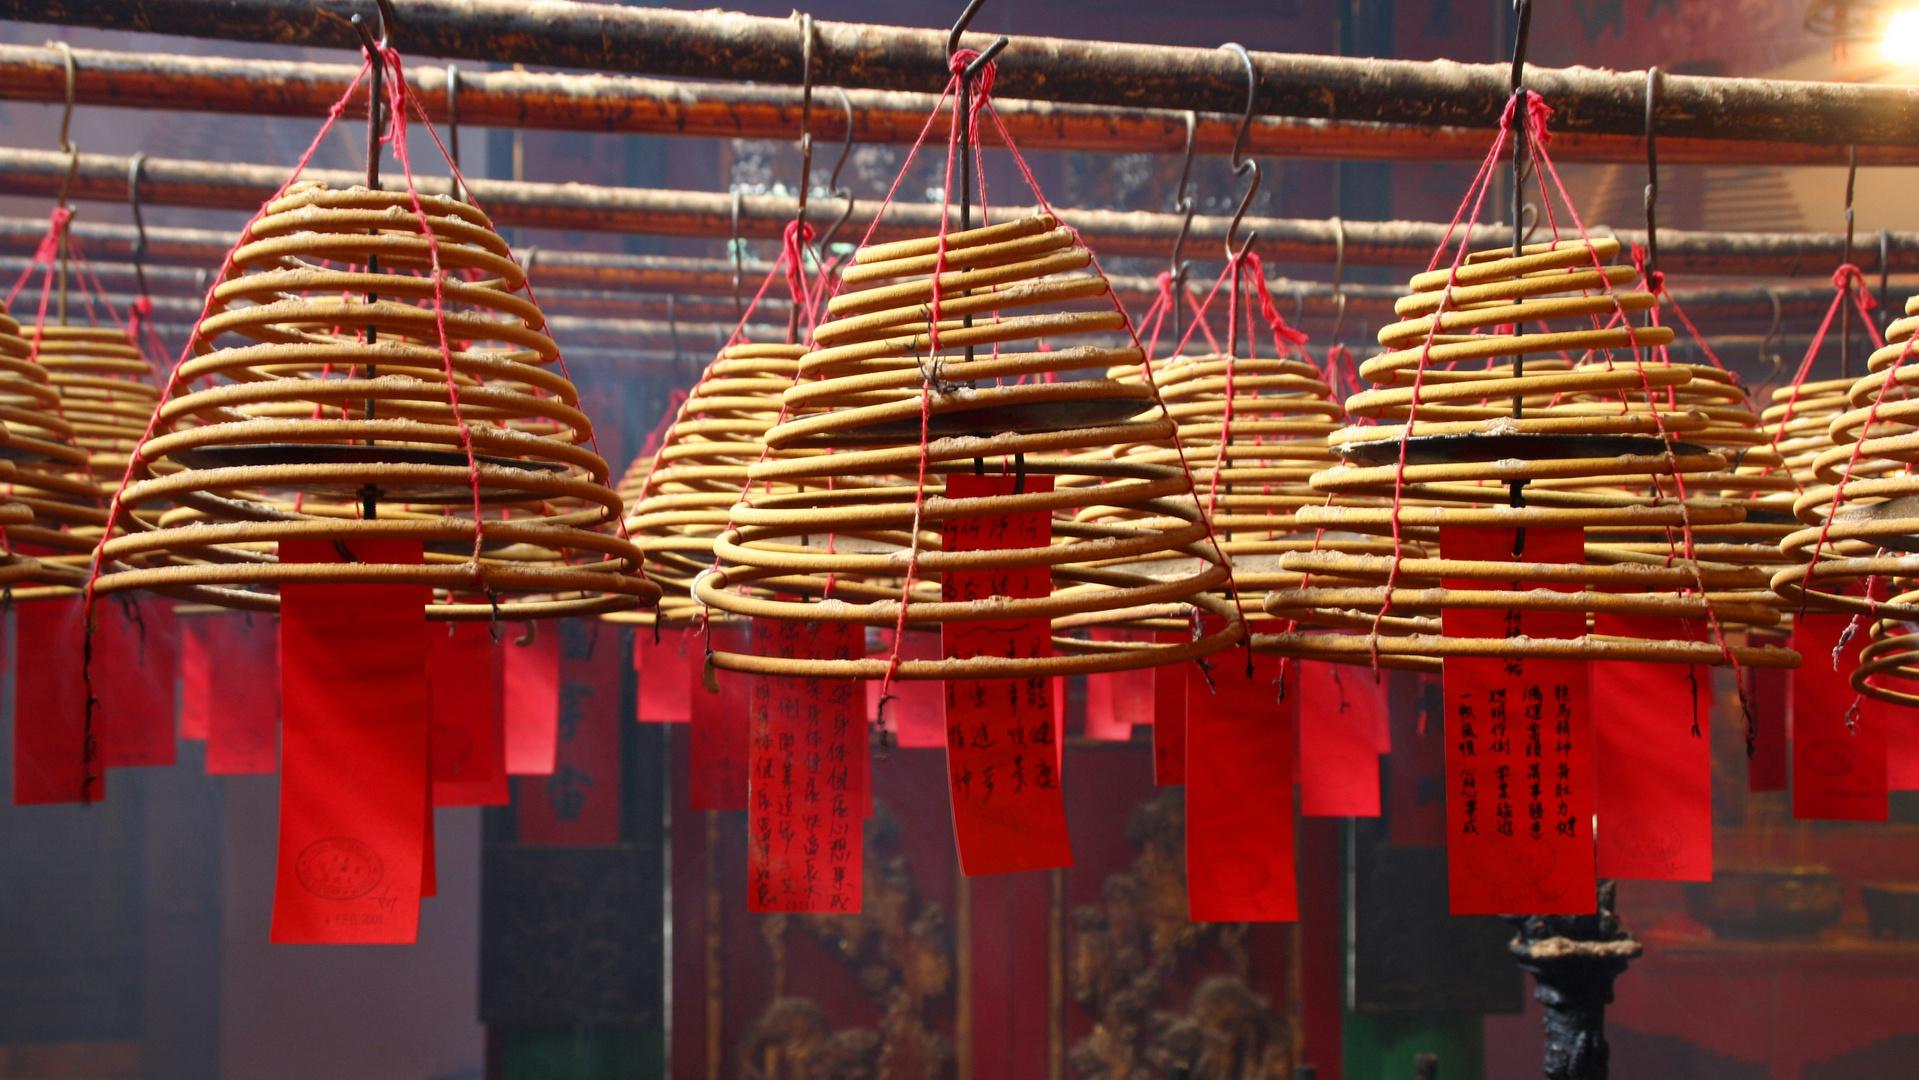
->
xmin=1643 ymin=66 xmax=1661 ymax=278
xmin=667 ymin=293 xmax=683 ymax=365
xmin=1329 ymin=216 xmax=1349 ymax=346
xmin=1756 ymin=286 xmax=1784 ymax=396
xmin=730 ymin=187 xmax=744 ymax=323
xmin=1220 ymin=43 xmax=1260 ymax=262
xmin=1168 ymin=110 xmax=1198 ymax=344
xmin=948 ymin=0 xmax=989 ymax=56
xmin=815 ymin=87 xmax=859 ymax=259
xmin=445 ymin=63 xmax=466 ymax=201
xmin=127 ymin=151 xmax=150 ymax=298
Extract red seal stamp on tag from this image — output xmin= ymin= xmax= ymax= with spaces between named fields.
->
xmin=296 ymin=837 xmax=384 ymax=900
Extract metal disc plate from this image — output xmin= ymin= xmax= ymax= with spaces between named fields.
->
xmin=1335 ymin=432 xmax=1709 ymax=467
xmin=170 ymin=443 xmax=565 ymax=503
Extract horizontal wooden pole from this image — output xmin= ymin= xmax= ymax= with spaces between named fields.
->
xmin=8 ymin=0 xmax=1919 ymax=148
xmin=1 ymin=149 xmax=1910 ymax=276
xmin=0 ymin=43 xmax=1907 ymax=167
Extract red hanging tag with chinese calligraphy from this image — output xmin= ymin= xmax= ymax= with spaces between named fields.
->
xmin=1154 ymin=631 xmax=1187 ymax=784
xmin=519 ymin=619 xmax=624 ymax=844
xmin=1789 ymin=613 xmax=1888 ymax=821
xmin=747 ymin=619 xmax=865 ymax=912
xmin=867 ymin=627 xmax=945 ymax=748
xmin=1747 ymin=663 xmax=1789 ymax=792
xmin=92 ymin=595 xmax=178 ymax=768
xmin=690 ymin=622 xmax=751 ymax=811
xmin=636 ymin=625 xmax=692 ymax=722
xmin=1299 ymin=660 xmax=1385 ymax=817
xmin=1085 ymin=629 xmax=1153 ymax=741
xmin=1440 ymin=526 xmax=1595 ymax=916
xmin=271 ymin=539 xmax=430 ymax=945
xmin=430 ymin=623 xmax=508 ymax=807
xmin=203 ymin=612 xmax=279 ymax=776
xmin=1592 ymin=613 xmax=1712 ymax=881
xmin=180 ymin=616 xmax=212 ymax=741
xmin=1186 ymin=649 xmax=1297 ymax=921
xmin=941 ymin=472 xmax=1072 ymax=876
xmin=502 ymin=627 xmax=560 ymax=776
xmin=13 ymin=598 xmax=91 ymax=805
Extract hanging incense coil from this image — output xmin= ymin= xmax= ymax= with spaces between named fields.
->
xmin=30 ymin=324 xmax=164 ymax=483
xmin=1257 ymin=237 xmax=1796 ymax=669
xmin=0 ymin=311 xmax=116 ymax=577
xmin=88 ymin=181 xmax=657 ymax=619
xmin=609 ymin=342 xmax=810 ymax=628
xmin=1081 ymin=351 xmax=1436 ymax=668
xmin=1772 ymin=295 xmax=1919 ymax=697
xmin=695 ymin=215 xmax=1241 ymax=679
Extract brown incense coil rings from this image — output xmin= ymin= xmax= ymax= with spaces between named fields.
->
xmin=1772 ymin=294 xmax=1919 ymax=623
xmin=1261 ymin=237 xmax=1795 ymax=668
xmin=611 ymin=342 xmax=810 ymax=627
xmin=89 ymin=181 xmax=656 ymax=619
xmin=696 ymin=216 xmax=1241 ymax=679
xmin=30 ymin=324 xmax=163 ymax=482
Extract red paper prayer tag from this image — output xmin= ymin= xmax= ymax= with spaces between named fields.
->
xmin=202 ymin=612 xmax=279 ymax=776
xmin=1790 ymin=613 xmax=1888 ymax=821
xmin=1299 ymin=660 xmax=1385 ymax=817
xmin=1747 ymin=664 xmax=1789 ymax=792
xmin=1439 ymin=526 xmax=1596 ymax=916
xmin=1085 ymin=629 xmax=1153 ymax=741
xmin=1889 ymin=695 xmax=1919 ymax=791
xmin=1387 ymin=673 xmax=1448 ymax=847
xmin=1591 ymin=614 xmax=1712 ymax=881
xmin=519 ymin=620 xmax=624 ymax=845
xmin=13 ymin=598 xmax=91 ymax=805
xmin=1186 ymin=650 xmax=1297 ymax=921
xmin=430 ymin=623 xmax=508 ymax=808
xmin=941 ymin=473 xmax=1072 ymax=877
xmin=635 ymin=625 xmax=693 ymax=722
xmin=1154 ymin=630 xmax=1187 ymax=785
xmin=747 ymin=620 xmax=865 ymax=912
xmin=272 ymin=539 xmax=430 ymax=945
xmin=867 ymin=628 xmax=944 ymax=748
xmin=502 ymin=626 xmax=560 ymax=775
xmin=179 ymin=617 xmax=212 ymax=741
xmin=91 ymin=595 xmax=180 ymax=769
xmin=690 ymin=622 xmax=752 ymax=811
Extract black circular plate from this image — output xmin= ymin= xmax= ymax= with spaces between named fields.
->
xmin=1335 ymin=432 xmax=1709 ymax=467
xmin=805 ymin=397 xmax=1152 ymax=446
xmin=169 ymin=443 xmax=565 ymax=504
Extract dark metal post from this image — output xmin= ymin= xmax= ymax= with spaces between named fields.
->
xmin=1508 ymin=881 xmax=1643 ymax=1080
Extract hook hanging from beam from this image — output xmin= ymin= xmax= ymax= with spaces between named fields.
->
xmin=1221 ymin=42 xmax=1259 ymax=262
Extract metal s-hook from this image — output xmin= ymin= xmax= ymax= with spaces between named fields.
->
xmin=1881 ymin=226 xmax=1893 ymax=336
xmin=127 ymin=151 xmax=150 ymax=301
xmin=1329 ymin=216 xmax=1349 ymax=347
xmin=48 ymin=40 xmax=79 ymax=212
xmin=367 ymin=0 xmax=396 ymax=48
xmin=948 ymin=0 xmax=988 ymax=55
xmin=1643 ymin=66 xmax=1661 ymax=284
xmin=1842 ymin=142 xmax=1858 ymax=378
xmin=666 ymin=293 xmax=683 ymax=365
xmin=1220 ymin=42 xmax=1260 ymax=262
xmin=730 ymin=187 xmax=744 ymax=323
xmin=814 ymin=87 xmax=858 ymax=259
xmin=789 ymin=12 xmax=815 ymax=343
xmin=1169 ymin=109 xmax=1198 ymax=346
xmin=445 ymin=63 xmax=464 ymax=201
xmin=1757 ymin=286 xmax=1784 ymax=394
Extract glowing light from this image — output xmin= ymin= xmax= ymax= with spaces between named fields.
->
xmin=1882 ymin=6 xmax=1919 ymax=61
